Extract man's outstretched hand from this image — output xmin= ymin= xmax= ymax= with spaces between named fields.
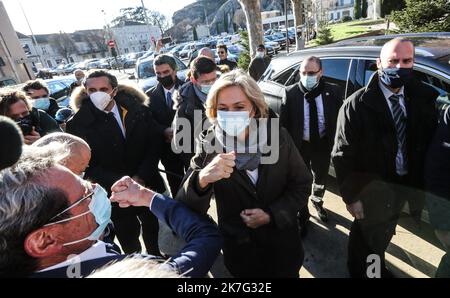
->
xmin=110 ymin=176 xmax=155 ymax=208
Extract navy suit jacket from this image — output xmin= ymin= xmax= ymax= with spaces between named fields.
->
xmin=32 ymin=194 xmax=222 ymax=278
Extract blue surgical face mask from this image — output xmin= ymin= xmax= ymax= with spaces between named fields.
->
xmin=300 ymin=75 xmax=318 ymax=91
xmin=200 ymin=84 xmax=212 ymax=95
xmin=379 ymin=67 xmax=414 ymax=89
xmin=217 ymin=110 xmax=251 ymax=137
xmin=33 ymin=97 xmax=51 ymax=111
xmin=45 ymin=185 xmax=112 ymax=246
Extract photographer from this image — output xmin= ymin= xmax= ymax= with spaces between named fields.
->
xmin=0 ymin=89 xmax=60 ymax=145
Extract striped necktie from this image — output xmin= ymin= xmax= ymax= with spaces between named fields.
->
xmin=389 ymin=94 xmax=407 ymax=159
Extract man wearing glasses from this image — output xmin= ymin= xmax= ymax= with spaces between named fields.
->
xmin=216 ymin=44 xmax=237 ymax=71
xmin=280 ymin=56 xmax=344 ymax=236
xmin=0 ymin=143 xmax=222 ymax=278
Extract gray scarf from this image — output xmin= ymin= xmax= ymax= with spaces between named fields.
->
xmin=214 ymin=123 xmax=265 ymax=171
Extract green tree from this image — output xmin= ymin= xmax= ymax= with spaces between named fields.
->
xmin=224 ymin=12 xmax=229 ymax=33
xmin=354 ymin=0 xmax=362 ymax=19
xmin=216 ymin=22 xmax=221 ymax=34
xmin=381 ymin=0 xmax=406 ymax=18
xmin=362 ymin=0 xmax=368 ymax=18
xmin=193 ymin=26 xmax=198 ymax=41
xmin=237 ymin=31 xmax=251 ymax=71
xmin=316 ymin=23 xmax=334 ymax=45
xmin=391 ymin=0 xmax=450 ymax=32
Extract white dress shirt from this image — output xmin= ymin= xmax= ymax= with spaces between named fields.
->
xmin=110 ymin=101 xmax=126 ymax=138
xmin=246 ymin=169 xmax=259 ymax=185
xmin=303 ymin=94 xmax=326 ymax=141
xmin=38 ymin=241 xmax=117 ymax=273
xmin=378 ymin=80 xmax=408 ymax=176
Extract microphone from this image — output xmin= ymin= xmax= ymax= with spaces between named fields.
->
xmin=0 ymin=116 xmax=23 ymax=170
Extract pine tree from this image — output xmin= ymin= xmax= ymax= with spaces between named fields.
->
xmin=381 ymin=0 xmax=406 ymax=18
xmin=224 ymin=12 xmax=229 ymax=34
xmin=391 ymin=0 xmax=450 ymax=32
xmin=237 ymin=31 xmax=251 ymax=71
xmin=354 ymin=0 xmax=362 ymax=19
xmin=362 ymin=0 xmax=368 ymax=18
xmin=316 ymin=23 xmax=334 ymax=45
xmin=193 ymin=26 xmax=198 ymax=41
xmin=216 ymin=22 xmax=221 ymax=35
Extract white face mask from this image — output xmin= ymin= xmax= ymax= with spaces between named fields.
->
xmin=217 ymin=110 xmax=251 ymax=137
xmin=90 ymin=90 xmax=114 ymax=111
xmin=32 ymin=97 xmax=51 ymax=111
xmin=255 ymin=52 xmax=264 ymax=58
xmin=300 ymin=75 xmax=319 ymax=91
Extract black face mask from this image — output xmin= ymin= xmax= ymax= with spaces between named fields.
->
xmin=157 ymin=75 xmax=175 ymax=88
xmin=379 ymin=67 xmax=414 ymax=89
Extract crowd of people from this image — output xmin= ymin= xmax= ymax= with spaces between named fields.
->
xmin=0 ymin=37 xmax=449 ymax=278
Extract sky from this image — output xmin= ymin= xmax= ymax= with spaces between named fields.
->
xmin=2 ymin=0 xmax=196 ymax=35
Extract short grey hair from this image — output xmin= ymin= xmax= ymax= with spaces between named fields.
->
xmin=0 ymin=142 xmax=71 ymax=277
xmin=154 ymin=54 xmax=178 ymax=71
xmin=33 ymin=132 xmax=89 ymax=150
xmin=33 ymin=133 xmax=90 ymax=168
xmin=88 ymin=256 xmax=181 ymax=278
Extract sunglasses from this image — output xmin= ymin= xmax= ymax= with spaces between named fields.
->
xmin=218 ymin=51 xmax=226 ymax=54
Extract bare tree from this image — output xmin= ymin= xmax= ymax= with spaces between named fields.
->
xmin=148 ymin=11 xmax=170 ymax=36
xmin=49 ymin=32 xmax=77 ymax=64
xmin=291 ymin=0 xmax=304 ymax=50
xmin=238 ymin=0 xmax=263 ymax=58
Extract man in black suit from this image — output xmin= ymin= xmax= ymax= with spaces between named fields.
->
xmin=66 ymin=70 xmax=165 ymax=256
xmin=281 ymin=56 xmax=343 ymax=233
xmin=146 ymin=54 xmax=186 ymax=196
xmin=332 ymin=38 xmax=439 ymax=277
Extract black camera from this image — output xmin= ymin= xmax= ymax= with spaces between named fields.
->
xmin=16 ymin=115 xmax=34 ymax=136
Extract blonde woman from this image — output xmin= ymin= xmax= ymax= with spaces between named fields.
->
xmin=176 ymin=70 xmax=312 ymax=278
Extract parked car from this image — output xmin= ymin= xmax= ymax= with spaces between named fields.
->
xmin=35 ymin=69 xmax=53 ymax=79
xmin=179 ymin=43 xmax=196 ymax=59
xmin=169 ymin=44 xmax=187 ymax=57
xmin=133 ymin=54 xmax=189 ymax=92
xmin=265 ymin=34 xmax=286 ymax=50
xmin=264 ymin=37 xmax=281 ymax=54
xmin=86 ymin=60 xmax=102 ymax=70
xmin=258 ymin=32 xmax=450 ymax=116
xmin=45 ymin=77 xmax=76 ymax=107
xmin=0 ymin=77 xmax=17 ymax=88
xmin=123 ymin=51 xmax=147 ymax=69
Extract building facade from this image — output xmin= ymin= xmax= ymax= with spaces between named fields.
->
xmin=18 ymin=29 xmax=108 ymax=69
xmin=262 ymin=10 xmax=295 ymax=31
xmin=310 ymin=0 xmax=356 ymax=22
xmin=111 ymin=21 xmax=161 ymax=55
xmin=0 ymin=1 xmax=34 ymax=86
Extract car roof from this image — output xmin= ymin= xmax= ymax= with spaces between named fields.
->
xmin=270 ymin=34 xmax=450 ymax=77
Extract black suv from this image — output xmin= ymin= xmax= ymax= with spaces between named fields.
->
xmin=258 ymin=33 xmax=450 ymax=114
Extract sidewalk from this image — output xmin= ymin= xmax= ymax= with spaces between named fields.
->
xmin=155 ymin=177 xmax=445 ymax=278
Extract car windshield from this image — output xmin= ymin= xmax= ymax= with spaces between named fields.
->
xmin=138 ymin=60 xmax=155 ymax=79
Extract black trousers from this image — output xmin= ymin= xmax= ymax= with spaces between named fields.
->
xmin=161 ymin=143 xmax=185 ymax=197
xmin=347 ymin=178 xmax=408 ymax=278
xmin=111 ymin=204 xmax=160 ymax=255
xmin=298 ymin=138 xmax=331 ymax=226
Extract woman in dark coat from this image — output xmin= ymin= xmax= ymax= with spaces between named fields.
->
xmin=176 ymin=69 xmax=312 ymax=278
